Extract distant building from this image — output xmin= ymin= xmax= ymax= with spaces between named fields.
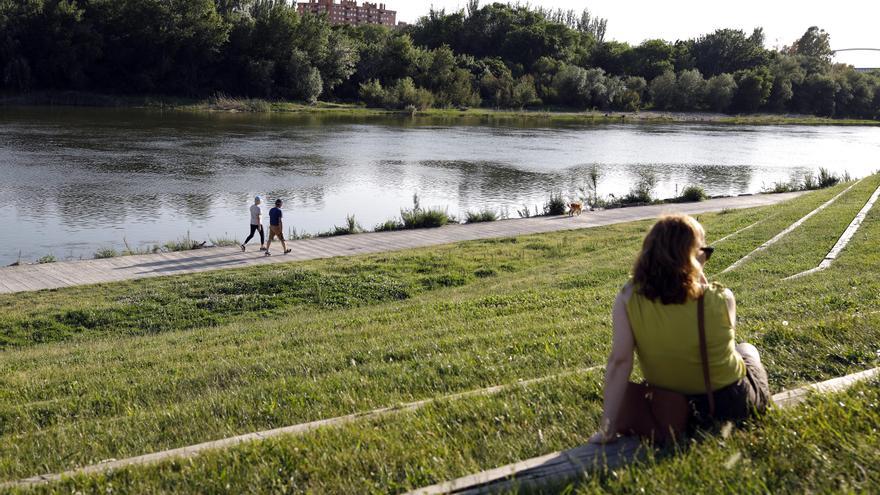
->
xmin=854 ymin=67 xmax=879 ymax=73
xmin=297 ymin=0 xmax=396 ymax=27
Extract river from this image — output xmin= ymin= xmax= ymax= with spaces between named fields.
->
xmin=1 ymin=107 xmax=878 ymax=265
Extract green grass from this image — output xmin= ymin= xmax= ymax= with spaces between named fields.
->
xmin=1 ymin=176 xmax=879 ymax=492
xmin=574 ymin=379 xmax=880 ymax=493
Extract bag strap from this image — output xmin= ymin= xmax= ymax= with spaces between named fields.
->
xmin=697 ymin=294 xmax=715 ymax=417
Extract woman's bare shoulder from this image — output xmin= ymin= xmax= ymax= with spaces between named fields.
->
xmin=617 ymin=280 xmax=635 ymax=304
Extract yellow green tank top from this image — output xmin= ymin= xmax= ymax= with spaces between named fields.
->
xmin=625 ymin=282 xmax=746 ymax=394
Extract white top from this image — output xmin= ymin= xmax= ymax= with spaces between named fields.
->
xmin=250 ymin=204 xmax=262 ymax=225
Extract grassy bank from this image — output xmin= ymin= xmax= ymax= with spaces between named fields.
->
xmin=4 ymin=91 xmax=878 ymax=126
xmin=1 ymin=175 xmax=879 ymax=492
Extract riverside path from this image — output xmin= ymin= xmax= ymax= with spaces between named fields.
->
xmin=0 ymin=192 xmax=804 ymax=294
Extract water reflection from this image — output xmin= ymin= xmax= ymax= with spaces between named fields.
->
xmin=1 ymin=107 xmax=879 ymax=264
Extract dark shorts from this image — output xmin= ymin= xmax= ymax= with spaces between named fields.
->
xmin=688 ymin=343 xmax=772 ymax=425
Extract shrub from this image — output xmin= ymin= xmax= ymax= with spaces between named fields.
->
xmin=678 ymin=185 xmax=708 ymax=202
xmin=321 ymin=215 xmax=364 ymax=237
xmin=207 ymin=94 xmax=272 ymax=112
xmin=543 ymin=192 xmax=567 ymax=216
xmin=36 ymin=255 xmax=56 ymax=264
xmin=511 ymin=76 xmax=540 ymax=108
xmin=401 ymin=208 xmax=449 ymax=229
xmin=163 ymin=232 xmax=204 ymax=252
xmin=767 ymin=181 xmax=795 ymax=193
xmin=94 ymin=248 xmax=118 ymax=259
xmin=358 ymin=79 xmax=386 ymax=108
xmin=210 ymin=235 xmax=239 ymax=247
xmin=375 ymin=219 xmax=404 ymax=232
xmin=516 ymin=205 xmax=535 ymax=218
xmin=465 ymin=209 xmax=499 ymax=224
xmin=817 ymin=167 xmax=840 ymax=188
xmin=609 ymin=171 xmax=657 ymax=206
xmin=378 ymin=194 xmax=450 ymax=231
xmin=802 ymin=173 xmax=818 ymax=190
xmin=384 ymin=78 xmax=434 ymax=111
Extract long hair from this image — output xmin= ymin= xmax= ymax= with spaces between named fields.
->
xmin=632 ymin=214 xmax=705 ymax=305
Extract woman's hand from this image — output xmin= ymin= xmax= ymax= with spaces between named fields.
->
xmin=588 ymin=429 xmax=619 ymax=445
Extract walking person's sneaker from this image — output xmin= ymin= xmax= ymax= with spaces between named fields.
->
xmin=284 ymin=249 xmax=292 ymax=255
xmin=259 ymin=245 xmax=267 ymax=251
xmin=240 ymin=244 xmax=246 ymax=252
xmin=264 ymin=251 xmax=272 ymax=257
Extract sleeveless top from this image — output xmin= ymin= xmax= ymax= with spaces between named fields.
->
xmin=625 ymin=281 xmax=746 ymax=395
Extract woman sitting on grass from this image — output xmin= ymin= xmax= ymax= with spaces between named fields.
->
xmin=590 ymin=214 xmax=771 ymax=444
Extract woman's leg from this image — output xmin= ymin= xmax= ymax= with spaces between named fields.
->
xmin=257 ymin=225 xmax=265 ymax=246
xmin=736 ymin=343 xmax=772 ymax=414
xmin=736 ymin=342 xmax=762 ymax=364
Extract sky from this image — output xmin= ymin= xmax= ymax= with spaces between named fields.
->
xmin=391 ymin=0 xmax=880 ymax=68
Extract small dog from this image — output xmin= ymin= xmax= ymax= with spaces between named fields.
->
xmin=568 ymin=202 xmax=583 ymax=216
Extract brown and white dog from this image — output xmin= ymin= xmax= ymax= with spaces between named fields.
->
xmin=568 ymin=202 xmax=583 ymax=216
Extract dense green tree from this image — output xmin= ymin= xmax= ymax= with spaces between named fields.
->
xmin=704 ymin=73 xmax=737 ymax=112
xmin=798 ymin=73 xmax=838 ymax=116
xmin=790 ymin=26 xmax=832 ymax=62
xmin=674 ymin=69 xmax=706 ymax=110
xmin=550 ymin=65 xmax=608 ymax=108
xmin=590 ymin=41 xmax=631 ymax=76
xmin=649 ymin=71 xmax=677 ymax=110
xmin=0 ymin=2 xmax=876 ymax=118
xmin=692 ymin=28 xmax=768 ymax=77
xmin=766 ymin=54 xmax=805 ymax=111
xmin=624 ymin=76 xmax=648 ymax=101
xmin=630 ymin=39 xmax=675 ymax=80
xmin=511 ymin=75 xmax=540 ymax=108
xmin=732 ymin=67 xmax=773 ymax=112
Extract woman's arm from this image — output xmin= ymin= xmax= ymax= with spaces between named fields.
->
xmin=724 ymin=288 xmax=737 ymax=328
xmin=590 ymin=285 xmax=635 ymax=444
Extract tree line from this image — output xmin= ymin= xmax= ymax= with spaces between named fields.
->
xmin=2 ymin=0 xmax=879 ymax=118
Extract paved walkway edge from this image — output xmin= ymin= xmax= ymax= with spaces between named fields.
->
xmin=720 ymin=181 xmax=861 ymax=274
xmin=784 ymin=183 xmax=880 ymax=281
xmin=0 ymin=192 xmax=804 ymax=295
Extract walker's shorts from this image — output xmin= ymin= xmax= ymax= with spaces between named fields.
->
xmin=269 ymin=225 xmax=285 ymax=241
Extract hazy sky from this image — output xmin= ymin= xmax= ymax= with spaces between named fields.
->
xmin=391 ymin=0 xmax=880 ymax=67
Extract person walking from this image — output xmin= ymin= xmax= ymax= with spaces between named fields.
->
xmin=265 ymin=199 xmax=292 ymax=256
xmin=241 ymin=196 xmax=266 ymax=252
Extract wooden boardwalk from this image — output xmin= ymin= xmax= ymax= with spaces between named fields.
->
xmin=0 ymin=192 xmax=803 ymax=294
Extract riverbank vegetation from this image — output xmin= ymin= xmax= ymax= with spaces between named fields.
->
xmin=10 ymin=168 xmax=850 ymax=265
xmin=2 ymin=2 xmax=879 ymax=120
xmin=0 ymin=176 xmax=878 ymax=491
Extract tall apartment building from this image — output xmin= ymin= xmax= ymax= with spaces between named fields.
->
xmin=297 ymin=0 xmax=396 ymax=27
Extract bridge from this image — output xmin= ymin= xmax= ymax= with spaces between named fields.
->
xmin=831 ymin=48 xmax=880 ymax=72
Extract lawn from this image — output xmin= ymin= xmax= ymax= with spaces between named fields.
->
xmin=1 ymin=175 xmax=879 ymax=493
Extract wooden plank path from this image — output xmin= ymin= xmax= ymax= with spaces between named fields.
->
xmin=0 ymin=192 xmax=803 ymax=295
xmin=408 ymin=367 xmax=880 ymax=495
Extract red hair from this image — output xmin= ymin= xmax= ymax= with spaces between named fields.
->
xmin=632 ymin=214 xmax=705 ymax=305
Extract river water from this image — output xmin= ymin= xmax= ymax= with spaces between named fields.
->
xmin=1 ymin=107 xmax=878 ymax=265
